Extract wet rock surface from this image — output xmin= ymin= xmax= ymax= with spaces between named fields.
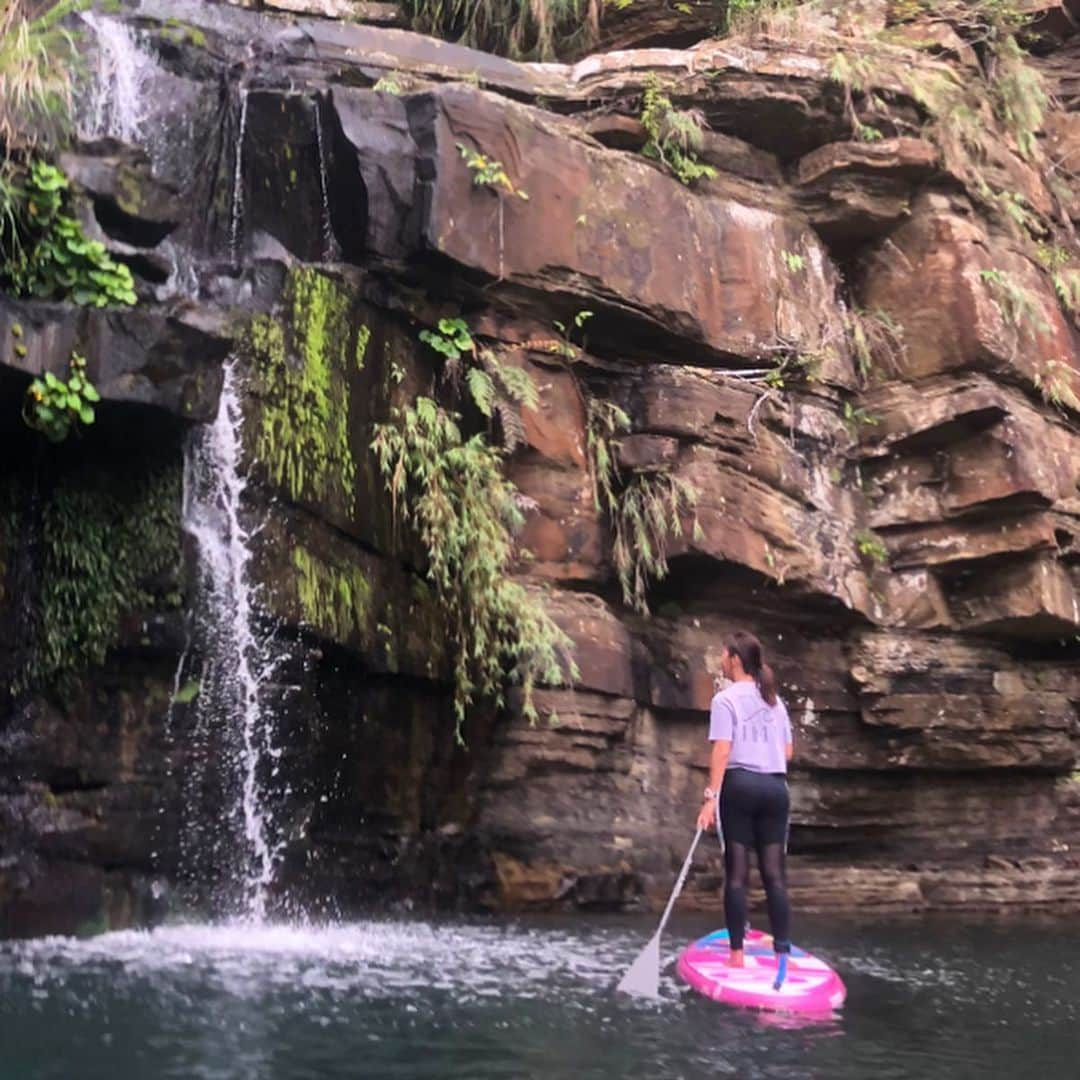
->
xmin=1 ymin=0 xmax=1079 ymax=934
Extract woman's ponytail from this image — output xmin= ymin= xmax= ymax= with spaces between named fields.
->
xmin=756 ymin=662 xmax=778 ymax=707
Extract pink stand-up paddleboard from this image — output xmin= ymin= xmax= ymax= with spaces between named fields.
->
xmin=677 ymin=929 xmax=846 ymax=1014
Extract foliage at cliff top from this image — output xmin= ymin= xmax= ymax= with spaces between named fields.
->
xmin=372 ymin=396 xmax=576 ymax=736
xmin=402 ymin=0 xmax=600 ymax=61
xmin=0 ymin=0 xmax=85 ymax=160
xmin=0 ymin=3 xmax=136 ymax=306
xmin=243 ymin=268 xmax=369 ymax=515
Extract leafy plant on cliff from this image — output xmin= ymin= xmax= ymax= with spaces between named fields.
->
xmin=457 ymin=143 xmax=529 ymax=201
xmin=762 ymin=349 xmax=821 ymax=392
xmin=419 ymin=316 xmax=539 ymax=451
xmin=1033 ymin=360 xmax=1080 ymax=412
xmin=372 ymin=73 xmax=404 ymax=95
xmin=987 ymin=34 xmax=1046 ymax=162
xmin=587 ymin=399 xmax=702 ymax=614
xmin=0 ymin=1 xmax=89 ymax=268
xmin=1036 ymin=246 xmax=1080 ymax=317
xmin=841 ymin=400 xmax=879 ymax=437
xmin=420 ymin=317 xmax=475 ymax=361
xmin=371 ymin=397 xmax=576 ymax=734
xmin=978 ymin=268 xmax=1078 ymax=410
xmin=456 ymin=140 xmax=529 ymax=280
xmin=827 ymin=49 xmax=881 ymax=139
xmin=23 ymin=350 xmax=101 ymax=442
xmin=897 ymin=3 xmax=1051 ymax=238
xmin=2 ymin=161 xmax=137 ymax=307
xmin=640 ymin=75 xmax=718 ymax=188
xmin=845 ymin=306 xmax=906 ymax=384
xmin=779 ymin=250 xmax=805 ymax=274
xmin=549 ymin=309 xmax=594 ymax=360
xmin=1052 ymin=271 xmax=1080 ymax=317
xmin=979 ymin=268 xmax=1048 ymax=338
xmin=854 ymin=528 xmax=889 ymax=566
xmin=20 ymin=455 xmax=182 ymax=693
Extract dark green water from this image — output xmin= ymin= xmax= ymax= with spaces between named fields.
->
xmin=1 ymin=913 xmax=1077 ymax=1079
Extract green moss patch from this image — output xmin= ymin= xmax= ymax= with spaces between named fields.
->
xmin=12 ymin=454 xmax=182 ymax=694
xmin=292 ymin=545 xmax=371 ymax=645
xmin=244 ymin=268 xmax=368 ymax=515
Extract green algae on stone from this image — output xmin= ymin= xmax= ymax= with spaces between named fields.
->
xmin=245 ymin=268 xmax=368 ymax=515
xmin=21 ymin=455 xmax=183 ymax=693
xmin=292 ymin=546 xmax=371 ymax=645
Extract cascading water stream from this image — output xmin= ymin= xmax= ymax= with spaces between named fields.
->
xmin=182 ymin=360 xmax=285 ymax=921
xmin=230 ymin=89 xmax=249 ymax=262
xmin=79 ymin=12 xmax=155 ymax=144
xmin=314 ymin=101 xmax=341 ymax=263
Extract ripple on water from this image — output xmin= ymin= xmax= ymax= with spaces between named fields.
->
xmin=1 ymin=920 xmax=656 ymax=1004
xmin=2 ymin=917 xmax=1078 ymax=1080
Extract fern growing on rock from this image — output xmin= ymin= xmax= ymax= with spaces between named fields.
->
xmin=419 ymin=318 xmax=539 ymax=451
xmin=640 ymin=75 xmax=717 ymax=188
xmin=587 ymin=399 xmax=702 ymax=614
xmin=371 ymin=397 xmax=576 ymax=736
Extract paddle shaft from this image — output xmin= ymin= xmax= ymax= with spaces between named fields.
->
xmin=655 ymin=827 xmax=703 ymax=940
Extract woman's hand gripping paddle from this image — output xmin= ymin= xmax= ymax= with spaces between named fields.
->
xmin=616 ymin=828 xmax=703 ymax=999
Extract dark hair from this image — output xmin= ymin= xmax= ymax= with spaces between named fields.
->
xmin=725 ymin=630 xmax=778 ymax=706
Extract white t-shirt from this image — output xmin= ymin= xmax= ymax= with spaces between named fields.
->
xmin=708 ymin=681 xmax=791 ymax=775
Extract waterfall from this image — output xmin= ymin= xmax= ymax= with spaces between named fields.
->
xmin=151 ymin=637 xmax=191 ymax=876
xmin=80 ymin=12 xmax=156 ymax=144
xmin=182 ymin=360 xmax=284 ymax=921
xmin=230 ymin=89 xmax=249 ymax=262
xmin=314 ymin=101 xmax=341 ymax=263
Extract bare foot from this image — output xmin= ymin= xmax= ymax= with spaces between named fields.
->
xmin=727 ymin=949 xmax=745 ymax=968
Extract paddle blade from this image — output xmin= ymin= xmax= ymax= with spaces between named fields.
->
xmin=617 ymin=933 xmax=661 ymax=999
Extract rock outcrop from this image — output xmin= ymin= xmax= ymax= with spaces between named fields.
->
xmin=1 ymin=0 xmax=1078 ymax=935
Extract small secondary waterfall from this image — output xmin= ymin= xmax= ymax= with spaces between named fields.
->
xmin=314 ymin=101 xmax=341 ymax=263
xmin=182 ymin=360 xmax=285 ymax=920
xmin=230 ymin=89 xmax=250 ymax=262
xmin=80 ymin=12 xmax=156 ymax=144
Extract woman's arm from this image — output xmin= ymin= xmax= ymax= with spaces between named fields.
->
xmin=696 ymin=738 xmax=731 ymax=830
xmin=786 ymin=741 xmax=794 ymax=762
xmin=709 ymin=738 xmax=732 ymax=792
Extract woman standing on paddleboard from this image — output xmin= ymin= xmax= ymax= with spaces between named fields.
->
xmin=696 ymin=631 xmax=793 ymax=968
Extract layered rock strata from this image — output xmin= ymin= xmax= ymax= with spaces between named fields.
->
xmin=1 ymin=0 xmax=1078 ymax=933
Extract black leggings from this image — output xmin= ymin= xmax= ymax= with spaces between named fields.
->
xmin=719 ymin=767 xmax=791 ymax=954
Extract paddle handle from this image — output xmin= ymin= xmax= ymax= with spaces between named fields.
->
xmin=656 ymin=827 xmax=703 ymax=939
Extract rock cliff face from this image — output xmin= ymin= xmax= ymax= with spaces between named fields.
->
xmin=1 ymin=0 xmax=1079 ymax=935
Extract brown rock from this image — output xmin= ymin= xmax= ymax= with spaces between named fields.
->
xmin=0 ymin=298 xmax=226 ymax=422
xmin=796 ymin=138 xmax=940 ymax=245
xmin=885 ymin=513 xmax=1057 ymax=569
xmin=796 ymin=137 xmax=940 ymax=187
xmin=945 ymin=555 xmax=1080 ymax=636
xmin=861 ymin=202 xmax=1080 ymax=404
xmin=614 ymin=434 xmax=680 ymax=471
xmin=418 ymin=85 xmax=849 ymax=365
